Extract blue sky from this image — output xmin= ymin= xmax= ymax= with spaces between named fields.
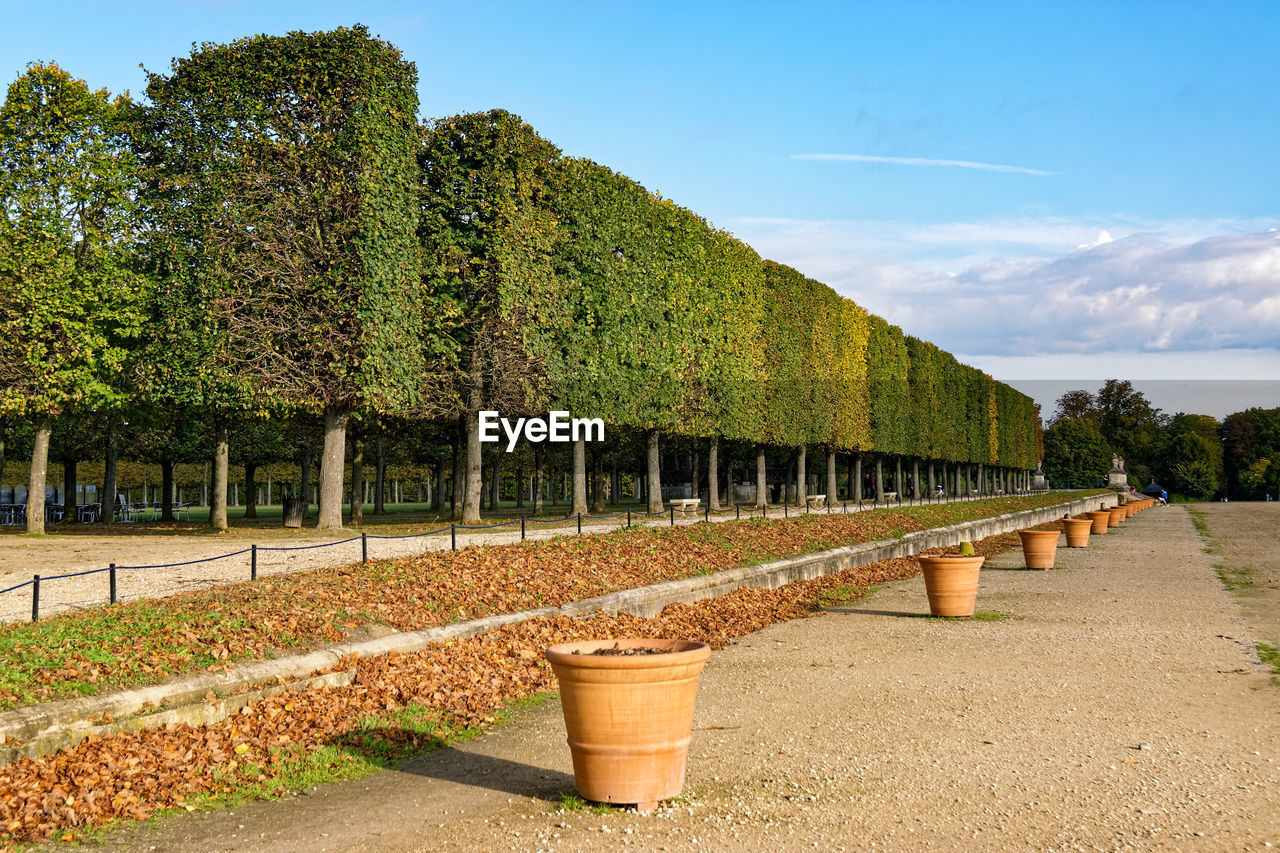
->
xmin=4 ymin=0 xmax=1278 ymax=406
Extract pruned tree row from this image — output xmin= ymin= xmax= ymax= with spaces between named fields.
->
xmin=0 ymin=27 xmax=1041 ymax=532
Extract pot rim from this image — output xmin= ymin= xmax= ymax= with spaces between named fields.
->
xmin=545 ymin=638 xmax=711 ymax=669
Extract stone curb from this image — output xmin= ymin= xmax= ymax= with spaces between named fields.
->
xmin=0 ymin=493 xmax=1114 ymax=764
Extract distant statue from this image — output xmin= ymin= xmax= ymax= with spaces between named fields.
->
xmin=1107 ymin=455 xmax=1129 ymax=490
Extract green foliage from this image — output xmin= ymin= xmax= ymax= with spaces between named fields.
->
xmin=136 ymin=26 xmax=424 ymax=415
xmin=1043 ymin=417 xmax=1112 ymax=487
xmin=1222 ymin=407 xmax=1280 ymax=498
xmin=1 ymin=40 xmax=1042 ymax=471
xmin=867 ymin=315 xmax=910 ymax=455
xmin=0 ymin=62 xmax=149 ymax=419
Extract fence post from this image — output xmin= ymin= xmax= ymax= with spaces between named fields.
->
xmin=627 ymin=508 xmax=631 ymax=528
xmin=669 ymin=506 xmax=675 ymax=527
xmin=361 ymin=532 xmax=368 ymax=564
xmin=577 ymin=513 xmax=582 ymax=535
xmin=451 ymin=525 xmax=456 ymax=551
xmin=762 ymin=504 xmax=767 ymax=519
xmin=109 ymin=563 xmax=117 ymax=604
xmin=521 ymin=516 xmax=526 ymax=541
xmin=736 ymin=505 xmax=740 ymax=520
xmin=704 ymin=505 xmax=709 ymax=523
xmin=251 ymin=545 xmax=258 ymax=581
xmin=31 ymin=574 xmax=39 ymax=623
xmin=784 ymin=503 xmax=789 ymax=519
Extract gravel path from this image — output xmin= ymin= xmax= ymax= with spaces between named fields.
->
xmin=94 ymin=504 xmax=1280 ymax=852
xmin=0 ymin=497 xmax=974 ymax=624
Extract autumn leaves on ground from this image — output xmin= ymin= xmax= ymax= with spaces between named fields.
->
xmin=0 ymin=496 xmax=1079 ymax=844
xmin=0 ymin=494 xmax=1089 ymax=711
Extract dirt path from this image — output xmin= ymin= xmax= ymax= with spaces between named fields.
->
xmin=0 ymin=497 xmax=981 ymax=623
xmin=90 ymin=504 xmax=1280 ymax=852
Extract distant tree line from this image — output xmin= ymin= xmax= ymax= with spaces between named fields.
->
xmin=1042 ymin=380 xmax=1278 ymax=499
xmin=0 ymin=27 xmax=1040 ymax=534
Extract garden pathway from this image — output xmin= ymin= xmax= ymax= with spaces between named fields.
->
xmin=91 ymin=504 xmax=1280 ymax=851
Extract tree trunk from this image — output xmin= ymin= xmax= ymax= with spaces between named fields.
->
xmin=62 ymin=457 xmax=77 ymax=523
xmin=928 ymin=461 xmax=936 ymax=496
xmin=534 ymin=445 xmax=544 ymax=515
xmin=895 ymin=456 xmax=904 ymax=497
xmin=242 ymin=462 xmax=256 ymax=520
xmin=796 ymin=445 xmax=807 ymax=505
xmin=26 ymin=415 xmax=51 ymax=534
xmin=854 ymin=455 xmax=863 ymax=500
xmin=349 ymin=422 xmax=364 ymax=526
xmin=708 ymin=438 xmax=721 ymax=510
xmin=299 ymin=445 xmax=313 ymax=518
xmin=610 ymin=451 xmax=620 ymax=506
xmin=875 ymin=457 xmax=884 ymax=503
xmin=912 ymin=458 xmax=920 ymax=499
xmin=490 ymin=455 xmax=501 ymax=510
xmin=451 ymin=425 xmax=464 ymax=520
xmin=462 ymin=408 xmax=482 ymax=524
xmin=316 ymin=406 xmax=349 ymax=530
xmin=647 ymin=430 xmax=663 ymax=514
xmin=210 ymin=422 xmax=229 ymax=530
xmin=826 ymin=449 xmax=837 ymax=505
xmin=102 ymin=419 xmax=118 ymax=524
xmin=515 ymin=456 xmax=525 ymax=508
xmin=161 ymin=460 xmax=176 ymax=521
xmin=755 ymin=445 xmax=767 ymax=507
xmin=435 ymin=458 xmax=446 ymax=512
xmin=572 ymin=438 xmax=588 ymax=515
xmin=591 ymin=447 xmax=606 ymax=513
xmin=374 ymin=435 xmax=386 ymax=514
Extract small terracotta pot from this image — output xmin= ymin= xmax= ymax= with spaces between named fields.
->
xmin=1062 ymin=517 xmax=1092 ymax=548
xmin=1085 ymin=510 xmax=1110 ymax=534
xmin=545 ymin=638 xmax=710 ymax=812
xmin=917 ymin=554 xmax=985 ymax=617
xmin=1106 ymin=505 xmax=1125 ymax=527
xmin=1018 ymin=529 xmax=1060 ymax=569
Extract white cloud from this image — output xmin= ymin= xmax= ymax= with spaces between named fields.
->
xmin=791 ymin=153 xmax=1059 ymax=176
xmin=727 ymin=216 xmax=1280 ymax=376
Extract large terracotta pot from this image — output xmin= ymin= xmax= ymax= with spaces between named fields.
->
xmin=1124 ymin=501 xmax=1138 ymax=518
xmin=545 ymin=638 xmax=710 ymax=812
xmin=1018 ymin=529 xmax=1060 ymax=569
xmin=1085 ymin=510 xmax=1110 ymax=534
xmin=1106 ymin=505 xmax=1126 ymax=527
xmin=917 ymin=554 xmax=985 ymax=617
xmin=1062 ymin=517 xmax=1092 ymax=548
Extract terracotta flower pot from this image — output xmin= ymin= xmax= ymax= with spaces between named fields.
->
xmin=1085 ymin=510 xmax=1110 ymax=534
xmin=545 ymin=638 xmax=710 ymax=812
xmin=1018 ymin=529 xmax=1060 ymax=569
xmin=917 ymin=554 xmax=985 ymax=617
xmin=1106 ymin=505 xmax=1126 ymax=527
xmin=1062 ymin=517 xmax=1092 ymax=548
xmin=1124 ymin=502 xmax=1137 ymax=518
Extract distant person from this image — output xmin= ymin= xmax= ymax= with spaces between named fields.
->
xmin=1267 ymin=494 xmax=1273 ymax=501
xmin=1159 ymin=489 xmax=1168 ymax=506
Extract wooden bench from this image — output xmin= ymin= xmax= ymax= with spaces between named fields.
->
xmin=671 ymin=498 xmax=701 ymax=514
xmin=805 ymin=494 xmax=826 ymax=509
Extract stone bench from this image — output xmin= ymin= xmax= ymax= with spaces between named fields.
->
xmin=805 ymin=494 xmax=826 ymax=509
xmin=881 ymin=491 xmax=898 ymax=502
xmin=671 ymin=499 xmax=701 ymax=514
